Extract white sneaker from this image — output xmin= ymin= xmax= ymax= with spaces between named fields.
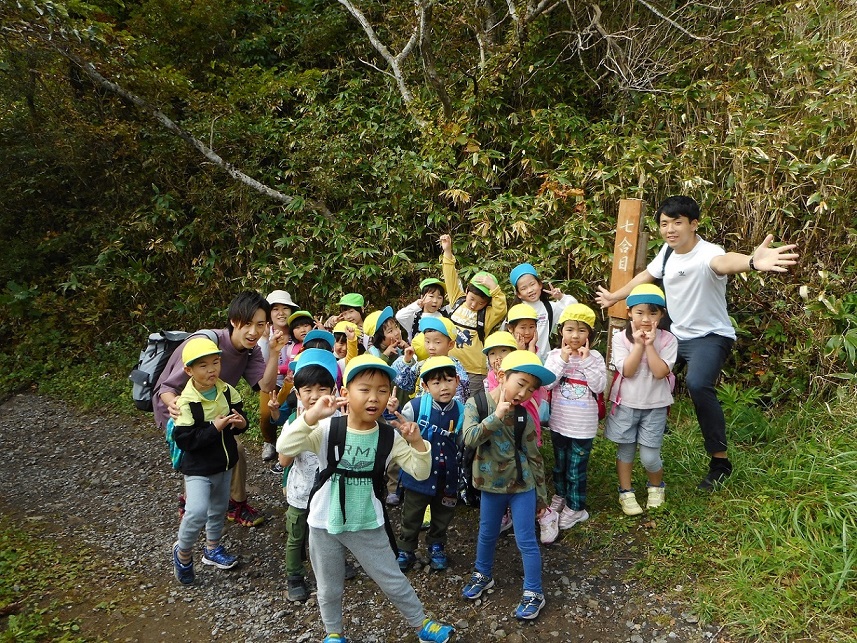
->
xmin=558 ymin=507 xmax=589 ymax=529
xmin=538 ymin=508 xmax=560 ymax=544
xmin=647 ymin=484 xmax=666 ymax=509
xmin=261 ymin=442 xmax=277 ymax=462
xmin=619 ymin=491 xmax=644 ymax=516
xmin=549 ymin=494 xmax=566 ymax=513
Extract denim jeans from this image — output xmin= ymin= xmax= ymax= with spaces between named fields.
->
xmin=675 ymin=333 xmax=734 ymax=455
xmin=474 ymin=489 xmax=542 ymax=594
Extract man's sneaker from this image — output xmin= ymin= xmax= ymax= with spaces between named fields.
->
xmin=421 ymin=506 xmax=432 ymax=530
xmin=262 ymin=441 xmax=277 ymax=462
xmin=698 ymin=457 xmax=733 ymax=491
xmin=202 ymin=544 xmax=238 ymax=569
xmin=227 ymin=499 xmax=265 ymax=527
xmin=417 ymin=618 xmax=454 ymax=643
xmin=514 ymin=590 xmax=546 ymax=620
xmin=558 ymin=507 xmax=589 ymax=530
xmin=499 ymin=508 xmax=513 ymax=533
xmin=322 ymin=634 xmax=346 ymax=643
xmin=619 ymin=490 xmax=644 ymax=516
xmin=549 ymin=494 xmax=566 ymax=513
xmin=172 ymin=542 xmax=194 ymax=585
xmin=428 ymin=542 xmax=448 ymax=571
xmin=385 ymin=492 xmax=400 ymax=506
xmin=177 ymin=494 xmax=186 ymax=520
xmin=647 ymin=483 xmax=666 ymax=509
xmin=397 ymin=549 xmax=417 ymax=572
xmin=287 ymin=575 xmax=309 ymax=602
xmin=538 ymin=507 xmax=559 ymax=544
xmin=462 ymin=571 xmax=494 ymax=599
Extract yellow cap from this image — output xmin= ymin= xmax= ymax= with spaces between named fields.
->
xmin=411 ymin=332 xmax=429 ymax=361
xmin=626 ymin=284 xmax=666 ymax=308
xmin=482 ymin=331 xmax=517 ymax=354
xmin=182 ymin=337 xmax=221 ymax=366
xmin=500 ymin=350 xmax=555 ymax=386
xmin=333 ymin=321 xmax=360 ymax=336
xmin=507 ymin=303 xmax=538 ymax=323
xmin=363 ymin=306 xmax=394 ymax=338
xmin=558 ymin=303 xmax=597 ymax=329
xmin=420 ymin=356 xmax=457 ymax=380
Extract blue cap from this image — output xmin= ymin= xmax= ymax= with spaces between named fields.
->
xmin=626 ymin=284 xmax=666 ymax=309
xmin=500 ymin=350 xmax=556 ymax=386
xmin=303 ymin=329 xmax=335 ymax=349
xmin=510 ymin=263 xmax=538 ymax=288
xmin=418 ymin=316 xmax=456 ymax=340
xmin=290 ymin=348 xmax=339 ymax=384
xmin=343 ymin=354 xmax=397 ymax=386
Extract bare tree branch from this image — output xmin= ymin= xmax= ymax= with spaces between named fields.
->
xmin=418 ymin=1 xmax=453 ymax=120
xmin=635 ymin=0 xmax=711 ymax=41
xmin=59 ymin=46 xmax=333 ymax=216
xmin=337 ymin=0 xmax=425 ymax=126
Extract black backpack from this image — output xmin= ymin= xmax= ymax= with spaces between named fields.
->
xmin=457 ymin=389 xmax=529 ymax=506
xmin=129 ymin=329 xmax=218 ymax=412
xmin=653 ymin=247 xmax=674 ymax=331
xmin=165 ymin=388 xmax=232 ymax=470
xmin=308 ymin=416 xmax=398 ymax=552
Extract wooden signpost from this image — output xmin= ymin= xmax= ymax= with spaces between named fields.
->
xmin=605 ymin=199 xmax=647 ymax=388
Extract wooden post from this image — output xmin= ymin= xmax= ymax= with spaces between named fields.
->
xmin=605 ymin=199 xmax=646 ymax=391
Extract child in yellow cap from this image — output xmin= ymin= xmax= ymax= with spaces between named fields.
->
xmin=439 ymin=234 xmax=507 ymax=393
xmin=543 ymin=304 xmax=606 ymax=530
xmin=171 ymin=337 xmax=247 ymax=585
xmin=606 ymin=285 xmax=677 ymax=516
xmin=461 ymin=350 xmax=553 ymax=621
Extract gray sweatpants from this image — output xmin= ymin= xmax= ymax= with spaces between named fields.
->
xmin=308 ymin=526 xmax=426 ymax=635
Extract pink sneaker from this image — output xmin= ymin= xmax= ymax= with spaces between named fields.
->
xmin=539 ymin=507 xmax=560 ymax=544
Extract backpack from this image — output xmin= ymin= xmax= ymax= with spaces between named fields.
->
xmin=447 ymin=296 xmax=488 ymax=344
xmin=457 ymin=389 xmax=529 ymax=506
xmin=653 ymin=247 xmax=674 ymax=331
xmin=557 ymin=376 xmax=606 ymax=420
xmin=308 ymin=416 xmax=398 ymax=552
xmin=416 ymin=393 xmax=464 ymax=440
xmin=129 ymin=329 xmax=218 ymax=412
xmin=165 ymin=387 xmax=232 ymax=470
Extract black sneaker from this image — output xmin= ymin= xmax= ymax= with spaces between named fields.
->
xmin=287 ymin=575 xmax=309 ymax=602
xmin=270 ymin=462 xmax=284 ymax=476
xmin=698 ymin=457 xmax=733 ymax=491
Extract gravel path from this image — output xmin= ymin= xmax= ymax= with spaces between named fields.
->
xmin=0 ymin=393 xmax=727 ymax=642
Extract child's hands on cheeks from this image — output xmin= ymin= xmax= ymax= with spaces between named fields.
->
xmin=391 ymin=412 xmax=426 ymax=451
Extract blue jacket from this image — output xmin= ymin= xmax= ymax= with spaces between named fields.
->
xmin=399 ymin=395 xmax=463 ymax=498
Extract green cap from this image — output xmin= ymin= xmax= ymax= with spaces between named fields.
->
xmin=469 ymin=271 xmax=496 ymax=297
xmin=419 ymin=278 xmax=445 ymax=292
xmin=339 ymin=293 xmax=365 ymax=308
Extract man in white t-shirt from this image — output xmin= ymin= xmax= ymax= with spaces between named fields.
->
xmin=596 ymin=196 xmax=798 ymax=490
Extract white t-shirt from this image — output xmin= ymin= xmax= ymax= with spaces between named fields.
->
xmin=647 ymin=237 xmax=736 ymax=341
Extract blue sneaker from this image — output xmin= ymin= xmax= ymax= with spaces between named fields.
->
xmin=322 ymin=635 xmax=346 ymax=643
xmin=417 ymin=618 xmax=454 ymax=643
xmin=202 ymin=544 xmax=238 ymax=570
xmin=428 ymin=543 xmax=447 ymax=571
xmin=462 ymin=571 xmax=494 ymax=599
xmin=514 ymin=590 xmax=546 ymax=620
xmin=172 ymin=542 xmax=194 ymax=585
xmin=397 ymin=549 xmax=417 ymax=572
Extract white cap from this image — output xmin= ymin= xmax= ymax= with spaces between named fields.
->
xmin=266 ymin=290 xmax=297 ymax=308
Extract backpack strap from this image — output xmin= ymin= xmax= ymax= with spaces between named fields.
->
xmin=662 ymin=246 xmax=674 ymax=283
xmin=474 ymin=388 xmax=489 ymax=422
xmin=417 ymin=393 xmax=433 ymax=439
xmin=454 ymin=400 xmax=465 ymax=432
xmin=512 ymin=406 xmax=528 ymax=484
xmin=449 ymin=296 xmax=487 ymax=343
xmin=188 ymin=401 xmax=205 ymax=426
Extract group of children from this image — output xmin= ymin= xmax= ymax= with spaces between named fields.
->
xmin=166 ymin=233 xmax=680 ymax=643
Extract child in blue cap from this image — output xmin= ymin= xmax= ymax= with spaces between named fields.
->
xmin=509 ymin=262 xmax=577 ymax=363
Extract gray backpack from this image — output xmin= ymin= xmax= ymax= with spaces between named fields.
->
xmin=129 ymin=329 xmax=218 ymax=412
